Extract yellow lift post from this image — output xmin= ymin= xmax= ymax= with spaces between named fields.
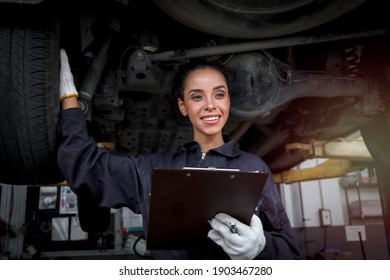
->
xmin=273 ymin=137 xmax=373 ymax=184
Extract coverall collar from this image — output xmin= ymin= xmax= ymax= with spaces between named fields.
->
xmin=183 ymin=137 xmax=241 ymax=158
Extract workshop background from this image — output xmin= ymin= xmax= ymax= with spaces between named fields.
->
xmin=282 ymin=159 xmax=387 ymax=259
xmin=1 ymin=0 xmax=390 ymax=261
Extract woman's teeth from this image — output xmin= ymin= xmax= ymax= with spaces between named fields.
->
xmin=202 ymin=116 xmax=219 ymax=121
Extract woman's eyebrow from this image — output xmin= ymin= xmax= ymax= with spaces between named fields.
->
xmin=214 ymin=85 xmax=227 ymax=91
xmin=187 ymin=85 xmax=227 ymax=95
xmin=188 ymin=89 xmax=203 ymax=95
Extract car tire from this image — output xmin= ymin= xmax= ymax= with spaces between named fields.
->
xmin=0 ymin=15 xmax=64 ymax=185
xmin=154 ymin=0 xmax=366 ymax=39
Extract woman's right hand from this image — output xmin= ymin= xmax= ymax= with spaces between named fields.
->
xmin=59 ymin=49 xmax=79 ymax=109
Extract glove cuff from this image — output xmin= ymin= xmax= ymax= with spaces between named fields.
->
xmin=60 ymin=92 xmax=79 ymax=101
xmin=256 ymin=234 xmax=266 ymax=258
xmin=59 ymin=79 xmax=78 ymax=101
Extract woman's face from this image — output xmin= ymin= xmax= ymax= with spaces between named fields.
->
xmin=177 ymin=67 xmax=230 ymax=140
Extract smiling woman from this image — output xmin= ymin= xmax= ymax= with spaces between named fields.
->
xmin=56 ymin=49 xmax=302 ymax=260
xmin=176 ymin=63 xmax=230 ymax=151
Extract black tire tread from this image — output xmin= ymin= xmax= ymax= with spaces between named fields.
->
xmin=0 ymin=16 xmax=63 ymax=185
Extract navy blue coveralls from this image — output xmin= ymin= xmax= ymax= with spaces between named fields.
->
xmin=57 ymin=108 xmax=302 ymax=259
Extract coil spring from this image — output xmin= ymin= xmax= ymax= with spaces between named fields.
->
xmin=344 ymin=46 xmax=363 ymax=77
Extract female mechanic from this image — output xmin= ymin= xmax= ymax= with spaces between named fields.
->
xmin=57 ymin=49 xmax=302 ymax=260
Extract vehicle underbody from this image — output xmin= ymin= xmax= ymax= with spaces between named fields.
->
xmin=68 ymin=0 xmax=390 ymax=174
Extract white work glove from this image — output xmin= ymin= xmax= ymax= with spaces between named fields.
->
xmin=59 ymin=48 xmax=78 ymax=101
xmin=208 ymin=213 xmax=266 ymax=260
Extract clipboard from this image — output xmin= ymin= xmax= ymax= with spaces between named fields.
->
xmin=146 ymin=167 xmax=268 ymax=250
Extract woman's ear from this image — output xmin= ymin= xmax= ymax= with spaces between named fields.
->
xmin=177 ymin=98 xmax=188 ymax=116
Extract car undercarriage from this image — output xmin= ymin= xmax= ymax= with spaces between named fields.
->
xmin=0 ymin=0 xmax=389 ymax=183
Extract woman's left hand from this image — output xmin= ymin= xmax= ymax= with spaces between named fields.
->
xmin=208 ymin=213 xmax=266 ymax=259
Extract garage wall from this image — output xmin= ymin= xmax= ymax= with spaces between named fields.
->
xmin=280 ymin=158 xmax=389 ymax=259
